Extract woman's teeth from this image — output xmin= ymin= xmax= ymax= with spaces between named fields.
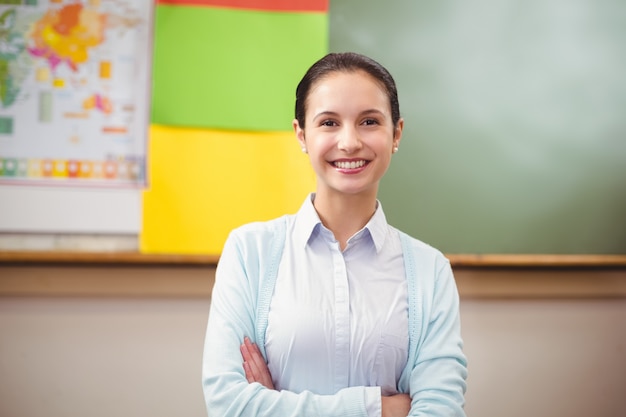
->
xmin=334 ymin=160 xmax=366 ymax=169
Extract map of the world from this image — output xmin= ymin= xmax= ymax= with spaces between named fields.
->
xmin=0 ymin=0 xmax=152 ymax=187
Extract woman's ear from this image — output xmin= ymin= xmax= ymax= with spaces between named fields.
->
xmin=293 ymin=119 xmax=307 ymax=153
xmin=393 ymin=118 xmax=404 ymax=150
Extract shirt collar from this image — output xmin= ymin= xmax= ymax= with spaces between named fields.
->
xmin=293 ymin=193 xmax=322 ymax=249
xmin=365 ymin=200 xmax=389 ymax=253
xmin=293 ymin=193 xmax=389 ymax=253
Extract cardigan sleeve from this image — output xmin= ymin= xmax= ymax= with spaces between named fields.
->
xmin=407 ymin=253 xmax=468 ymax=416
xmin=202 ymin=225 xmax=380 ymax=417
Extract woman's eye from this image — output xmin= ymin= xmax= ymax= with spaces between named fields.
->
xmin=321 ymin=120 xmax=337 ymax=127
xmin=363 ymin=119 xmax=379 ymax=126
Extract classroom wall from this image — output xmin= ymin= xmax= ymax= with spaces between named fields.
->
xmin=1 ymin=266 xmax=625 ymax=417
xmin=330 ymin=0 xmax=626 ymax=255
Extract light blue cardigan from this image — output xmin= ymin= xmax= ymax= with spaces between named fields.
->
xmin=202 ymin=215 xmax=467 ymax=416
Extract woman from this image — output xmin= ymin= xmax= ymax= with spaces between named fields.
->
xmin=202 ymin=52 xmax=467 ymax=417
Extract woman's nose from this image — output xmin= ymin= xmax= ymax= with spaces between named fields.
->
xmin=337 ymin=126 xmax=362 ymax=153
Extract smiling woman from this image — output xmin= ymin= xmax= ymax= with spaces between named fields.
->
xmin=293 ymin=69 xmax=402 ymax=214
xmin=201 ymin=52 xmax=467 ymax=417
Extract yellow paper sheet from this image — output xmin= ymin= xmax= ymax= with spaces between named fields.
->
xmin=141 ymin=124 xmax=316 ymax=255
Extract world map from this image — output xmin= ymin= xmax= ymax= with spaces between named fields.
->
xmin=0 ymin=0 xmax=152 ymax=187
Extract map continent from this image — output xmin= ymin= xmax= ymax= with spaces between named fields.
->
xmin=28 ymin=3 xmax=106 ymax=72
xmin=0 ymin=8 xmax=31 ymax=108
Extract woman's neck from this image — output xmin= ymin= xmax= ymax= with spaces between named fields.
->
xmin=313 ymin=190 xmax=378 ymax=250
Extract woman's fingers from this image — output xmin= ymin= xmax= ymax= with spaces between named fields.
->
xmin=240 ymin=339 xmax=259 ymax=381
xmin=245 ymin=337 xmax=264 ymax=369
xmin=242 ymin=357 xmax=255 ymax=383
xmin=240 ymin=337 xmax=275 ymax=389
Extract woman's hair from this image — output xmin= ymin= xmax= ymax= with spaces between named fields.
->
xmin=295 ymin=52 xmax=401 ymax=129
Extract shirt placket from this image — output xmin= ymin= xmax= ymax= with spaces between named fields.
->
xmin=331 ymin=241 xmax=350 ymax=392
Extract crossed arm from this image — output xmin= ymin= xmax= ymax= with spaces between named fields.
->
xmin=240 ymin=337 xmax=411 ymax=417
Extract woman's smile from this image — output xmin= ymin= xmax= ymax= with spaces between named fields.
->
xmin=332 ymin=159 xmax=369 ymax=172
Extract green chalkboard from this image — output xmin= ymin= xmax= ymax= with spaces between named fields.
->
xmin=330 ymin=0 xmax=626 ymax=254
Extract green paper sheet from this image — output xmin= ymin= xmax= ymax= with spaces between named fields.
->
xmin=151 ymin=6 xmax=328 ymax=131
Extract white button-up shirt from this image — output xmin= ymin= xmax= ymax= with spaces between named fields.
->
xmin=266 ymin=194 xmax=409 ymax=416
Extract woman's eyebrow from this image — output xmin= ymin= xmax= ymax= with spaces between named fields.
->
xmin=312 ymin=111 xmax=339 ymax=122
xmin=360 ymin=109 xmax=386 ymax=117
xmin=312 ymin=109 xmax=386 ymax=121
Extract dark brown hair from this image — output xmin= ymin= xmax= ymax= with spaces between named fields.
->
xmin=295 ymin=52 xmax=401 ymax=129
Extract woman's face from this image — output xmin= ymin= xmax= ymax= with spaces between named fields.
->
xmin=294 ymin=70 xmax=403 ymax=199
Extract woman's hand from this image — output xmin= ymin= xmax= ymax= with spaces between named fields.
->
xmin=240 ymin=337 xmax=275 ymax=390
xmin=381 ymin=393 xmax=411 ymax=417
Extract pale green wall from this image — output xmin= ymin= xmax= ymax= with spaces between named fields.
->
xmin=330 ymin=0 xmax=626 ymax=254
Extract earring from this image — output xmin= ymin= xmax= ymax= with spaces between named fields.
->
xmin=301 ymin=147 xmax=308 ymax=154
xmin=392 ymin=146 xmax=399 ymax=153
